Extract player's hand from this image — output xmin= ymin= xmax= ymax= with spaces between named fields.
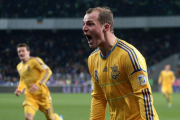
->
xmin=29 ymin=84 xmax=39 ymax=93
xmin=158 ymin=81 xmax=161 ymax=85
xmin=14 ymin=89 xmax=21 ymax=96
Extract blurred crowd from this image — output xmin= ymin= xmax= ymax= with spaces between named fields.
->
xmin=0 ymin=0 xmax=180 ymax=18
xmin=173 ymin=64 xmax=180 ymax=93
xmin=0 ymin=28 xmax=180 ymax=86
xmin=0 ymin=30 xmax=91 ymax=86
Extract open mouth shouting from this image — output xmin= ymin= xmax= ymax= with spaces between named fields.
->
xmin=86 ymin=35 xmax=93 ymax=44
xmin=19 ymin=54 xmax=25 ymax=59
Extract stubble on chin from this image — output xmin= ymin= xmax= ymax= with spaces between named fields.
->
xmin=89 ymin=44 xmax=97 ymax=49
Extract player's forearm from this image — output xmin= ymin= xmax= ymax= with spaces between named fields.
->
xmin=14 ymin=89 xmax=21 ymax=96
xmin=17 ymin=79 xmax=26 ymax=92
xmin=172 ymin=76 xmax=175 ymax=83
xmin=17 ymin=86 xmax=25 ymax=92
xmin=135 ymin=88 xmax=155 ymax=119
xmin=158 ymin=79 xmax=162 ymax=84
xmin=90 ymin=96 xmax=107 ymax=120
xmin=37 ymin=69 xmax=52 ymax=84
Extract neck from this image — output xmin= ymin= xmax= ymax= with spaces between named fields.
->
xmin=99 ymin=35 xmax=117 ymax=57
xmin=22 ymin=56 xmax=30 ymax=63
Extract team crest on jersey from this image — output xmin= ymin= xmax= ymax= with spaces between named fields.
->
xmin=27 ymin=66 xmax=30 ymax=72
xmin=111 ymin=65 xmax=120 ymax=80
xmin=24 ymin=65 xmax=30 ymax=72
xmin=137 ymin=75 xmax=147 ymax=85
xmin=103 ymin=66 xmax=107 ymax=72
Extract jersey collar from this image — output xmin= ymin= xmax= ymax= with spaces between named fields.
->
xmin=100 ymin=38 xmax=120 ymax=59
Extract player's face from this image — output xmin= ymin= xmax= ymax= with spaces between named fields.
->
xmin=165 ymin=65 xmax=171 ymax=71
xmin=83 ymin=11 xmax=104 ymax=48
xmin=17 ymin=47 xmax=30 ymax=62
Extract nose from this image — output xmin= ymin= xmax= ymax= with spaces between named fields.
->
xmin=82 ymin=25 xmax=88 ymax=32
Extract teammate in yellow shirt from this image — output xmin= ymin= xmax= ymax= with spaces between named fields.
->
xmin=158 ymin=64 xmax=175 ymax=107
xmin=83 ymin=7 xmax=159 ymax=120
xmin=14 ymin=43 xmax=63 ymax=120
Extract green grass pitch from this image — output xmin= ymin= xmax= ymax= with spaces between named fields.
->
xmin=0 ymin=92 xmax=180 ymax=120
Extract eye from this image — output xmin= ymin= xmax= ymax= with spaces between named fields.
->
xmin=88 ymin=23 xmax=93 ymax=26
xmin=86 ymin=21 xmax=94 ymax=26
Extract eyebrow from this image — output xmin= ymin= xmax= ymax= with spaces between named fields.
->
xmin=83 ymin=19 xmax=92 ymax=22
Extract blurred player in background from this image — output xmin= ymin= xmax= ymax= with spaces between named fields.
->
xmin=83 ymin=7 xmax=159 ymax=120
xmin=158 ymin=64 xmax=175 ymax=107
xmin=14 ymin=43 xmax=63 ymax=120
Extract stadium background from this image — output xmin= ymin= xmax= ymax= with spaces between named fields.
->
xmin=1 ymin=1 xmax=180 ymax=120
xmin=1 ymin=0 xmax=180 ymax=93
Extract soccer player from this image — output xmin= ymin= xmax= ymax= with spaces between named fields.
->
xmin=14 ymin=43 xmax=63 ymax=120
xmin=158 ymin=64 xmax=175 ymax=107
xmin=82 ymin=7 xmax=159 ymax=120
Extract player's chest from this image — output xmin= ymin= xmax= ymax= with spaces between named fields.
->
xmin=92 ymin=58 xmax=126 ymax=84
xmin=18 ymin=64 xmax=32 ymax=77
xmin=162 ymin=72 xmax=172 ymax=79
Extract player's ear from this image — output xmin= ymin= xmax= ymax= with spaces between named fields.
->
xmin=103 ymin=23 xmax=110 ymax=32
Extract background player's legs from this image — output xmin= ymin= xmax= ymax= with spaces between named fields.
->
xmin=24 ymin=105 xmax=36 ymax=120
xmin=162 ymin=88 xmax=169 ymax=103
xmin=167 ymin=89 xmax=173 ymax=107
xmin=54 ymin=113 xmax=63 ymax=120
xmin=162 ymin=91 xmax=168 ymax=101
xmin=162 ymin=88 xmax=173 ymax=107
xmin=168 ymin=94 xmax=172 ymax=107
xmin=39 ymin=106 xmax=61 ymax=120
xmin=39 ymin=95 xmax=62 ymax=120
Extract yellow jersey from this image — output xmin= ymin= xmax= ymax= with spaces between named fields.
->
xmin=88 ymin=39 xmax=159 ymax=120
xmin=158 ymin=70 xmax=175 ymax=89
xmin=17 ymin=57 xmax=52 ymax=98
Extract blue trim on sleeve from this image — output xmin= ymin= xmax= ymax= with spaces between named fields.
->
xmin=142 ymin=88 xmax=154 ymax=120
xmin=117 ymin=41 xmax=147 ymax=75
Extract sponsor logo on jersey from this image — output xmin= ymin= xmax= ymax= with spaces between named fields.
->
xmin=103 ymin=66 xmax=107 ymax=72
xmin=111 ymin=65 xmax=120 ymax=80
xmin=137 ymin=75 xmax=147 ymax=85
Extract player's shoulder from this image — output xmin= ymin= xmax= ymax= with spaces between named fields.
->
xmin=117 ymin=39 xmax=138 ymax=56
xmin=117 ymin=39 xmax=132 ymax=47
xmin=117 ymin=39 xmax=131 ymax=52
xmin=88 ymin=48 xmax=100 ymax=58
xmin=34 ymin=57 xmax=44 ymax=64
xmin=17 ymin=62 xmax=22 ymax=69
xmin=170 ymin=70 xmax=175 ymax=74
xmin=29 ymin=57 xmax=44 ymax=64
xmin=28 ymin=56 xmax=38 ymax=62
xmin=34 ymin=56 xmax=42 ymax=61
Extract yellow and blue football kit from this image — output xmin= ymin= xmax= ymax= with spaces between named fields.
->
xmin=88 ymin=39 xmax=159 ymax=120
xmin=158 ymin=70 xmax=175 ymax=107
xmin=158 ymin=70 xmax=175 ymax=94
xmin=17 ymin=57 xmax=60 ymax=120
